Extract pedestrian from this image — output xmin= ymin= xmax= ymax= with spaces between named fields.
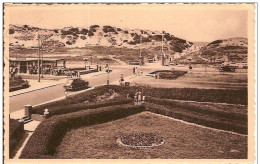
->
xmin=133 ymin=67 xmax=135 ymax=75
xmin=189 ymin=65 xmax=192 ymax=73
xmin=138 ymin=91 xmax=142 ymax=105
xmin=119 ymin=74 xmax=124 ymax=86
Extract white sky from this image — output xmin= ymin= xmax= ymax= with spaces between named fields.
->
xmin=7 ymin=4 xmax=248 ymax=42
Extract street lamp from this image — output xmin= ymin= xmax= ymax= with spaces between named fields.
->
xmin=83 ymin=57 xmax=88 ymax=70
xmin=105 ymin=64 xmax=109 ymax=85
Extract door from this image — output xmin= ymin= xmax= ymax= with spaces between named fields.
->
xmin=19 ymin=61 xmax=27 ymax=73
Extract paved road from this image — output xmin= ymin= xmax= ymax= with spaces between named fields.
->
xmin=9 ymin=68 xmax=134 ymax=113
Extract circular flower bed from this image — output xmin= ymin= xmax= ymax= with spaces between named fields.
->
xmin=117 ymin=133 xmax=165 ymax=148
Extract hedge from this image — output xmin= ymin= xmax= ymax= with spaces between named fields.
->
xmin=33 ymin=98 xmax=132 ymax=116
xmin=145 ymin=103 xmax=247 ymax=134
xmin=146 ymin=97 xmax=247 ymax=123
xmin=9 ymin=119 xmax=24 ymax=158
xmin=20 ymin=104 xmax=145 ymax=159
xmin=100 ymin=85 xmax=248 ymax=105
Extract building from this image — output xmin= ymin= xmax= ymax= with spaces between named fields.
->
xmin=9 ymin=57 xmax=66 ymax=74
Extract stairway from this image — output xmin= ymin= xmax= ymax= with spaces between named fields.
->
xmin=16 ymin=116 xmax=33 ymax=124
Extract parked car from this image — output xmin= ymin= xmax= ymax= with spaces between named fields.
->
xmin=219 ymin=66 xmax=236 ymax=72
xmin=64 ymin=78 xmax=89 ymax=91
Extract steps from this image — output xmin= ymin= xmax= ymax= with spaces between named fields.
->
xmin=16 ymin=116 xmax=33 ymax=124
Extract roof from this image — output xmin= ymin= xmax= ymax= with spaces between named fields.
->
xmin=9 ymin=57 xmax=65 ymax=62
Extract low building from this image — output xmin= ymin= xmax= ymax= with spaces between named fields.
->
xmin=9 ymin=57 xmax=66 ymax=74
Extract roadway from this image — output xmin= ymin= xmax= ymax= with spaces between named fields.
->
xmin=9 ymin=68 xmax=133 ymax=113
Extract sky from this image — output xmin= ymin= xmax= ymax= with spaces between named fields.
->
xmin=7 ymin=4 xmax=248 ymax=42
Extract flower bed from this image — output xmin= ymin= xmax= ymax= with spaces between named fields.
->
xmin=118 ymin=133 xmax=165 ymax=148
xmin=20 ymin=104 xmax=145 ymax=159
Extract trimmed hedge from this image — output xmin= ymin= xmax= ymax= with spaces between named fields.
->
xmin=9 ymin=119 xmax=24 ymax=157
xmin=33 ymin=98 xmax=132 ymax=116
xmin=146 ymin=97 xmax=247 ymax=123
xmin=145 ymin=103 xmax=247 ymax=134
xmin=20 ymin=104 xmax=145 ymax=159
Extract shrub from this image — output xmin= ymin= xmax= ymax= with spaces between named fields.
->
xmin=9 ymin=29 xmax=15 ymax=34
xmin=103 ymin=25 xmax=116 ymax=33
xmin=66 ymin=41 xmax=72 ymax=45
xmin=145 ymin=103 xmax=247 ymax=134
xmin=33 ymin=98 xmax=132 ymax=116
xmin=90 ymin=25 xmax=100 ymax=29
xmin=80 ymin=35 xmax=86 ymax=40
xmin=124 ymin=30 xmax=128 ymax=34
xmin=208 ymin=40 xmax=223 ymax=46
xmin=20 ymin=104 xmax=145 ymax=159
xmin=88 ymin=30 xmax=94 ymax=37
xmin=53 ymin=29 xmax=59 ymax=33
xmin=9 ymin=119 xmax=24 ymax=157
xmin=117 ymin=28 xmax=122 ymax=31
xmin=80 ymin=28 xmax=88 ymax=35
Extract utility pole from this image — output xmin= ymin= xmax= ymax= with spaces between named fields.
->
xmin=41 ymin=39 xmax=44 ymax=78
xmin=38 ymin=34 xmax=41 ymax=82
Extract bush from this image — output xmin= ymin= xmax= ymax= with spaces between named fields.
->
xmin=88 ymin=30 xmax=94 ymax=37
xmin=66 ymin=41 xmax=72 ymax=45
xmin=80 ymin=28 xmax=88 ymax=35
xmin=146 ymin=103 xmax=247 ymax=134
xmin=103 ymin=25 xmax=116 ymax=33
xmin=80 ymin=35 xmax=86 ymax=40
xmin=9 ymin=119 xmax=24 ymax=157
xmin=9 ymin=29 xmax=15 ymax=34
xmin=33 ymin=98 xmax=132 ymax=116
xmin=53 ymin=29 xmax=59 ymax=33
xmin=90 ymin=25 xmax=99 ymax=29
xmin=20 ymin=104 xmax=145 ymax=159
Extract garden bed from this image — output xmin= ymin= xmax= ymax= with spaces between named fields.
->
xmin=20 ymin=104 xmax=145 ymax=159
xmin=55 ymin=112 xmax=247 ymax=159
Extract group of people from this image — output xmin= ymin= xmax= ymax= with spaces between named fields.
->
xmin=10 ymin=66 xmax=18 ymax=78
xmin=66 ymin=70 xmax=80 ymax=78
xmin=134 ymin=91 xmax=145 ymax=105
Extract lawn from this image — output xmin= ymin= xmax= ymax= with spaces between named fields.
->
xmin=55 ymin=112 xmax=247 ymax=159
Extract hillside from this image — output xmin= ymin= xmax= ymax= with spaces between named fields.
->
xmin=199 ymin=37 xmax=248 ymax=62
xmin=9 ymin=24 xmax=193 ymax=55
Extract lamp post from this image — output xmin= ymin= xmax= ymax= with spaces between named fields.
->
xmin=83 ymin=57 xmax=88 ymax=70
xmin=105 ymin=64 xmax=109 ymax=85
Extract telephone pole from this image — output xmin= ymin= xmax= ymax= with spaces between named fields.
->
xmin=38 ymin=34 xmax=41 ymax=82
